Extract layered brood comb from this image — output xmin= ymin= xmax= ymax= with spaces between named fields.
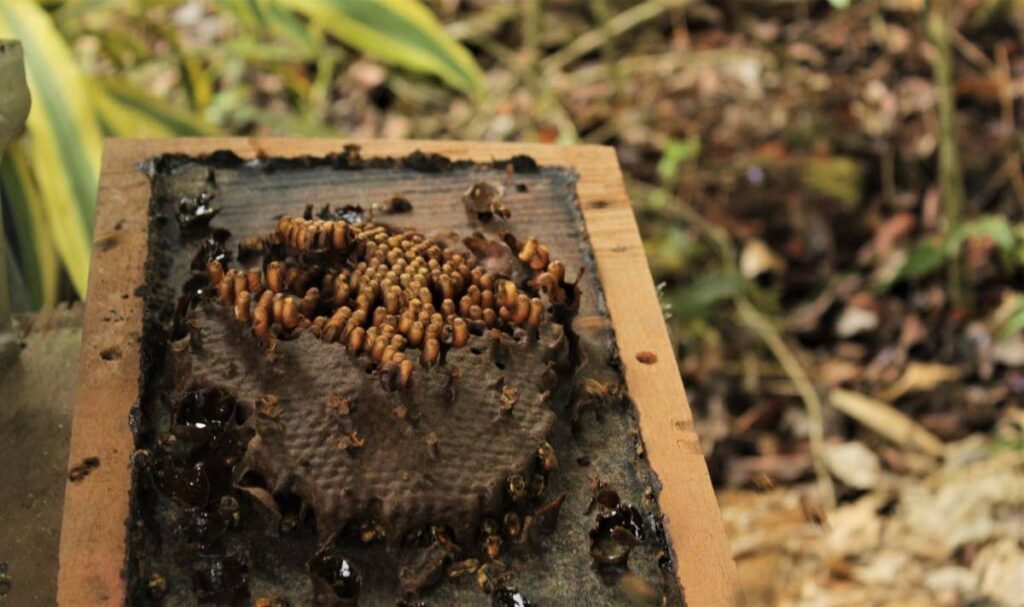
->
xmin=174 ymin=211 xmax=581 ymax=555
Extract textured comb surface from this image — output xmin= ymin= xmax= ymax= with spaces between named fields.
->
xmin=173 ymin=305 xmax=566 ymax=543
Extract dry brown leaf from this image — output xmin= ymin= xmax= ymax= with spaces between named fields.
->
xmin=877 ymin=362 xmax=962 ymax=402
xmin=899 ymin=448 xmax=1024 ymax=559
xmin=835 ymin=305 xmax=880 ymax=338
xmin=829 ymin=389 xmax=945 ymax=457
xmin=739 ymin=238 xmax=785 ymax=279
xmin=235 ymin=483 xmax=280 ymax=519
xmin=869 ymin=211 xmax=917 ymax=259
xmin=826 ymin=493 xmax=885 ymax=558
xmin=824 ymin=441 xmax=881 ymax=490
xmin=973 ymin=538 xmax=1024 ymax=605
xmin=898 ymin=314 xmax=928 ymax=350
xmin=853 ymin=549 xmax=921 ymax=586
xmin=816 ymin=358 xmax=862 ymax=387
xmin=992 ymin=333 xmax=1024 ymax=367
xmin=923 ymin=566 xmax=977 ymax=603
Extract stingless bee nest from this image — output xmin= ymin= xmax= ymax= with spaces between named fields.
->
xmin=173 ymin=208 xmax=581 ymax=549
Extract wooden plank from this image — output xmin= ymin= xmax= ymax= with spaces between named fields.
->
xmin=56 ymin=142 xmax=151 ymax=607
xmin=57 ymin=138 xmax=738 ymax=606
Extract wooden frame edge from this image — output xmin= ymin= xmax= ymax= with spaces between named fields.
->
xmin=57 ymin=138 xmax=738 ymax=606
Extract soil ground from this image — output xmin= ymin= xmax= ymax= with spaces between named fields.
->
xmin=0 ymin=306 xmax=81 ymax=606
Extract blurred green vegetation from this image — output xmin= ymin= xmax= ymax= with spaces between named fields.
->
xmin=1 ymin=5 xmax=1023 ymax=590
xmin=1 ymin=0 xmax=1021 ymax=332
xmin=0 ymin=0 xmax=484 ymax=308
xmin=0 ymin=3 xmax=1016 ymax=601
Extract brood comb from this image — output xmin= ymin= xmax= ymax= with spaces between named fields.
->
xmin=174 ymin=212 xmax=580 ymax=544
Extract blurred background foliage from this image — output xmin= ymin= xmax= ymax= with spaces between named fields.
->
xmin=1 ymin=0 xmax=1023 ymax=603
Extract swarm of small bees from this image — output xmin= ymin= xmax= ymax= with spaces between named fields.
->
xmin=206 ymin=214 xmax=572 ymax=391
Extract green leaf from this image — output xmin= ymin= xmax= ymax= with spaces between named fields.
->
xmin=656 ymin=136 xmax=701 ymax=185
xmin=898 ymin=241 xmax=946 ymax=281
xmin=946 ymin=214 xmax=1016 ymax=257
xmin=828 ymin=0 xmax=852 ymax=8
xmin=276 ymin=0 xmax=484 ymax=95
xmin=799 ymin=156 xmax=865 ymax=211
xmin=214 ymin=0 xmax=323 ymax=59
xmin=0 ymin=0 xmax=103 ymax=298
xmin=892 ymin=216 xmax=1020 ymax=289
xmin=1016 ymin=223 xmax=1024 ymax=267
xmin=213 ymin=0 xmax=269 ymax=31
xmin=89 ymin=78 xmax=217 ymax=137
xmin=265 ymin=1 xmax=324 ymax=53
xmin=999 ymin=300 xmax=1024 ymax=340
xmin=53 ymin=0 xmax=152 ymax=29
xmin=644 ymin=226 xmax=699 ymax=276
xmin=668 ymin=271 xmax=743 ymax=320
xmin=148 ymin=21 xmax=214 ymax=111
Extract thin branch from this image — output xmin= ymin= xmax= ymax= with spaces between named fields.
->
xmin=736 ymin=298 xmax=836 ymax=509
xmin=652 ymin=181 xmax=836 ymax=508
xmin=475 ymin=38 xmax=580 ymax=143
xmin=948 ymin=27 xmax=993 ymax=70
xmin=590 ymin=0 xmax=625 ymax=104
xmin=523 ymin=0 xmax=542 ymax=66
xmin=928 ymin=0 xmax=967 ymax=305
xmin=445 ymin=4 xmax=518 ymax=42
xmin=542 ymin=0 xmax=694 ymax=76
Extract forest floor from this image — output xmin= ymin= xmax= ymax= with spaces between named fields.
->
xmin=423 ymin=3 xmax=1023 ymax=604
xmin=73 ymin=1 xmax=1024 ymax=604
xmin=390 ymin=4 xmax=1023 ymax=604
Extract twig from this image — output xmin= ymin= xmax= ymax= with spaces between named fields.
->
xmin=948 ymin=27 xmax=993 ymax=70
xmin=475 ymin=38 xmax=580 ymax=143
xmin=542 ymin=0 xmax=694 ymax=76
xmin=1005 ymin=150 xmax=1024 ymax=206
xmin=646 ymin=183 xmax=736 ymax=268
xmin=927 ymin=0 xmax=967 ymax=305
xmin=736 ymin=298 xmax=836 ymax=509
xmin=994 ymin=44 xmax=1024 ymax=204
xmin=643 ymin=158 xmax=836 ymax=507
xmin=445 ymin=4 xmax=518 ymax=42
xmin=522 ymin=0 xmax=541 ymax=66
xmin=967 ymin=150 xmax=1024 ymax=209
xmin=590 ymin=0 xmax=625 ymax=104
xmin=995 ymin=43 xmax=1014 ymax=132
xmin=519 ymin=0 xmax=580 ymax=142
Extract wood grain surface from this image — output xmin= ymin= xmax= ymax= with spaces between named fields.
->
xmin=57 ymin=138 xmax=738 ymax=606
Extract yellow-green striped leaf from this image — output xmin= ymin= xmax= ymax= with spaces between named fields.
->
xmin=90 ymin=78 xmax=217 ymax=137
xmin=276 ymin=0 xmax=484 ymax=95
xmin=0 ymin=0 xmax=101 ymax=298
xmin=213 ymin=0 xmax=270 ymax=31
xmin=215 ymin=0 xmax=322 ymax=57
xmin=148 ymin=21 xmax=215 ymax=111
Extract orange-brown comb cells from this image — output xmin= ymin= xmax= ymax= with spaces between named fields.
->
xmin=207 ymin=214 xmax=575 ymax=389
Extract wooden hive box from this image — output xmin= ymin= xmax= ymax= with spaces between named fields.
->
xmin=57 ymin=139 xmax=738 ymax=606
